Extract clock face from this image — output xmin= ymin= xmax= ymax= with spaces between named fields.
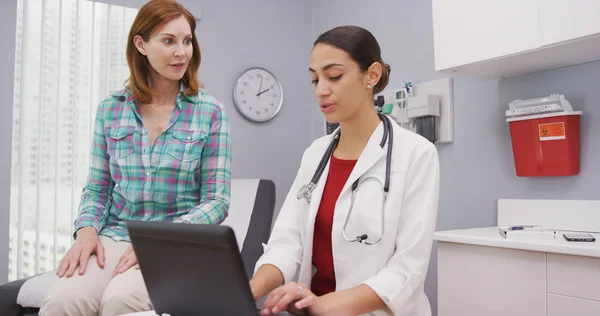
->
xmin=233 ymin=68 xmax=283 ymax=122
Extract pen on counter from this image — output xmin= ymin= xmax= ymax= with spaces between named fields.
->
xmin=508 ymin=225 xmax=542 ymax=230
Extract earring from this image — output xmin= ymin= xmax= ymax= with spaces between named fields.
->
xmin=367 ymin=84 xmax=372 ymax=89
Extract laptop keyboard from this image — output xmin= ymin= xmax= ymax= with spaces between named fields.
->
xmin=255 ymin=309 xmax=290 ymax=315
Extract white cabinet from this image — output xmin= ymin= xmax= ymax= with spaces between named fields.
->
xmin=438 ymin=242 xmax=546 ymax=316
xmin=432 ymin=0 xmax=600 ymax=78
xmin=547 ymin=253 xmax=600 ymax=302
xmin=435 ymin=227 xmax=600 ymax=316
xmin=432 ymin=0 xmax=540 ymax=71
xmin=539 ymin=0 xmax=600 ymax=45
xmin=547 ymin=294 xmax=600 ymax=316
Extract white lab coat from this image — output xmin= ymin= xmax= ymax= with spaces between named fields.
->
xmin=255 ymin=118 xmax=440 ymax=316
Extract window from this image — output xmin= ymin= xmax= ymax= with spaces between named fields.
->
xmin=9 ymin=0 xmax=137 ymax=282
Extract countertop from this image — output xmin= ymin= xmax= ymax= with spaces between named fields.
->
xmin=434 ymin=227 xmax=600 ymax=258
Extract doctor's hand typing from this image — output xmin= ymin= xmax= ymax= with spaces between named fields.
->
xmin=260 ymin=282 xmax=326 ymax=316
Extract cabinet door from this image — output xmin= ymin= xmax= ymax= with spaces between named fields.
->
xmin=432 ymin=0 xmax=541 ymax=70
xmin=547 ymin=253 xmax=600 ymax=302
xmin=438 ymin=242 xmax=546 ymax=316
xmin=548 ymin=294 xmax=600 ymax=316
xmin=539 ymin=0 xmax=600 ymax=45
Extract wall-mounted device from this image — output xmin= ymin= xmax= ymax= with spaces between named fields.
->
xmin=506 ymin=94 xmax=582 ymax=177
xmin=376 ymin=77 xmax=454 ymax=144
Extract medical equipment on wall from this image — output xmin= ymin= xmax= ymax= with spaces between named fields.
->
xmin=376 ymin=77 xmax=454 ymax=144
xmin=506 ymin=94 xmax=582 ymax=177
xmin=299 ymin=113 xmax=392 ymax=246
xmin=374 ymin=95 xmax=385 ymax=113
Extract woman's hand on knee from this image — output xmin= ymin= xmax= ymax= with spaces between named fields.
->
xmin=112 ymin=244 xmax=138 ymax=277
xmin=56 ymin=227 xmax=105 ymax=278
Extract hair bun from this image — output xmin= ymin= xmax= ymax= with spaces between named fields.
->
xmin=385 ymin=63 xmax=391 ymax=72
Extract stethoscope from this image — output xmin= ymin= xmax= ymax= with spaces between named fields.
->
xmin=296 ymin=113 xmax=393 ymax=245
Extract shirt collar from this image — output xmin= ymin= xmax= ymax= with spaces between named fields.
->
xmin=114 ymin=81 xmax=197 ymax=105
xmin=178 ymin=82 xmax=198 ymax=104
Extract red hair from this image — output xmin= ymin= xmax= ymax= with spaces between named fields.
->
xmin=125 ymin=0 xmax=201 ymax=104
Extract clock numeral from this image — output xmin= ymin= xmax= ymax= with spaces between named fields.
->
xmin=243 ymin=100 xmax=247 ymax=104
xmin=256 ymin=73 xmax=262 ymax=78
xmin=249 ymin=76 xmax=254 ymax=80
xmin=255 ymin=110 xmax=260 ymax=115
xmin=265 ymin=108 xmax=269 ymax=113
xmin=240 ymin=91 xmax=244 ymax=95
xmin=270 ymin=102 xmax=275 ymax=106
xmin=271 ymin=85 xmax=275 ymax=89
xmin=272 ymin=94 xmax=277 ymax=98
xmin=243 ymin=82 xmax=249 ymax=87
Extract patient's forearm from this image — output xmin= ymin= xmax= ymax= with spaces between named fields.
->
xmin=250 ymin=264 xmax=285 ymax=300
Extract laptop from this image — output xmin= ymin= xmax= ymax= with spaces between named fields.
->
xmin=126 ymin=220 xmax=287 ymax=316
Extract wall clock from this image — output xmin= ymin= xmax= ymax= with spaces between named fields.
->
xmin=233 ymin=67 xmax=283 ymax=122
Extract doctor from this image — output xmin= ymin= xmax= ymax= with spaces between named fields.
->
xmin=249 ymin=25 xmax=440 ymax=316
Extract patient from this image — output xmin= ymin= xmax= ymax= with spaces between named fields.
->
xmin=39 ymin=1 xmax=231 ymax=315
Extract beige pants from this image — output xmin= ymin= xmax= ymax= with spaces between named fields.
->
xmin=39 ymin=236 xmax=153 ymax=316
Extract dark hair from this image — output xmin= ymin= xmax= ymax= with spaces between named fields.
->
xmin=313 ymin=25 xmax=390 ymax=94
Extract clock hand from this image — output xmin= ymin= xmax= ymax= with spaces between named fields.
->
xmin=256 ymin=88 xmax=270 ymax=97
xmin=257 ymin=77 xmax=264 ymax=99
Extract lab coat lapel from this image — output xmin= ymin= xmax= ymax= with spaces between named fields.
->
xmin=300 ymin=136 xmax=334 ymax=281
xmin=299 ymin=125 xmax=385 ymax=282
xmin=331 ymin=122 xmax=386 ymax=262
xmin=304 ymin=125 xmax=385 ymax=231
xmin=341 ymin=122 xmax=386 ymax=195
xmin=307 ymin=124 xmax=385 ymax=217
xmin=306 ymin=134 xmax=335 ymax=239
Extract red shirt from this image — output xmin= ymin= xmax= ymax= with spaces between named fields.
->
xmin=311 ymin=155 xmax=357 ymax=296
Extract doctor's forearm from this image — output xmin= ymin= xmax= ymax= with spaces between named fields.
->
xmin=250 ymin=264 xmax=284 ymax=300
xmin=321 ymin=284 xmax=389 ymax=315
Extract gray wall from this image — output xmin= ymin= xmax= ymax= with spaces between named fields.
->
xmin=498 ymin=61 xmax=600 ymax=200
xmin=90 ymin=0 xmax=316 ymax=217
xmin=0 ymin=0 xmax=314 ymax=283
xmin=312 ymin=1 xmax=600 ymax=315
xmin=1 ymin=1 xmax=598 ymax=314
xmin=0 ymin=0 xmax=17 ymax=285
xmin=310 ymin=0 xmax=446 ymax=140
xmin=182 ymin=0 xmax=314 ymax=218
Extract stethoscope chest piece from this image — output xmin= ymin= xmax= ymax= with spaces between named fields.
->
xmin=297 ymin=182 xmax=316 ymax=203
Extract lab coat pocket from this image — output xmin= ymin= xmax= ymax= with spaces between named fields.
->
xmin=337 ymin=167 xmax=406 ymax=248
xmin=353 ymin=167 xmax=406 ymax=223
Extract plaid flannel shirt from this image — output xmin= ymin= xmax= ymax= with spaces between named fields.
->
xmin=73 ymin=86 xmax=232 ymax=242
